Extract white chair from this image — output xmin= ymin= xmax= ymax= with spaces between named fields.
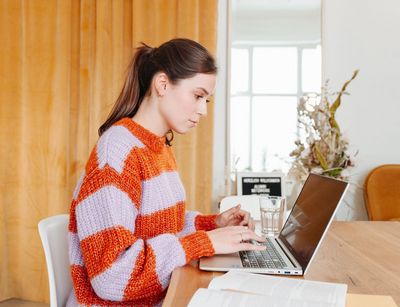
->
xmin=219 ymin=195 xmax=261 ymax=220
xmin=38 ymin=214 xmax=72 ymax=307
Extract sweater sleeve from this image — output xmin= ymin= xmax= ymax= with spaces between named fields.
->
xmin=195 ymin=214 xmax=218 ymax=231
xmin=73 ymin=168 xmax=214 ymax=303
xmin=176 ymin=211 xmax=218 ymax=238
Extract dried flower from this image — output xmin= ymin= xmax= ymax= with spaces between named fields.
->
xmin=289 ymin=70 xmax=359 ymax=181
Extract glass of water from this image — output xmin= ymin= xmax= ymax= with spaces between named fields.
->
xmin=259 ymin=195 xmax=286 ymax=237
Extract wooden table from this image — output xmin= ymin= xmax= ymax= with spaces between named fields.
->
xmin=164 ymin=222 xmax=400 ymax=306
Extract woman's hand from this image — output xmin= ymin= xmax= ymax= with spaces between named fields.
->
xmin=215 ymin=204 xmax=255 ymax=231
xmin=207 ymin=226 xmax=266 ymax=254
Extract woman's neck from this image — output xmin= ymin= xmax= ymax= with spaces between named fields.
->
xmin=132 ymin=96 xmax=169 ymax=137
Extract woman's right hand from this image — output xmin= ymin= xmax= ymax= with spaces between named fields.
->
xmin=207 ymin=226 xmax=267 ymax=254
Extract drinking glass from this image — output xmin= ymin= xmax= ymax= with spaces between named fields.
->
xmin=259 ymin=195 xmax=286 ymax=237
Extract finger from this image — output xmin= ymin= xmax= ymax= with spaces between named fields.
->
xmin=228 ymin=210 xmax=242 ymax=221
xmin=235 ymin=209 xmax=250 ymax=218
xmin=225 ymin=204 xmax=241 ymax=215
xmin=243 ymin=230 xmax=266 ymax=242
xmin=248 ymin=217 xmax=256 ymax=231
xmin=239 ymin=229 xmax=257 ymax=242
xmin=239 ymin=243 xmax=266 ymax=251
xmin=229 ymin=213 xmax=244 ymax=223
xmin=228 ymin=225 xmax=249 ymax=232
xmin=238 ymin=211 xmax=250 ymax=226
xmin=223 ymin=207 xmax=241 ymax=223
xmin=239 ymin=219 xmax=248 ymax=226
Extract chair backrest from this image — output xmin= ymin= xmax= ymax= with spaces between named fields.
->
xmin=364 ymin=164 xmax=400 ymax=221
xmin=38 ymin=214 xmax=72 ymax=307
xmin=219 ymin=195 xmax=261 ymax=220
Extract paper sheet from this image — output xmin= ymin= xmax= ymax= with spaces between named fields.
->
xmin=202 ymin=271 xmax=347 ymax=307
xmin=189 ymin=287 xmax=349 ymax=307
xmin=188 ymin=289 xmax=265 ymax=307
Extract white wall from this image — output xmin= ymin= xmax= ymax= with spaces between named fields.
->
xmin=322 ymin=0 xmax=400 ymax=220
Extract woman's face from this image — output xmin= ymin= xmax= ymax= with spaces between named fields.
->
xmin=160 ymin=73 xmax=216 ymax=134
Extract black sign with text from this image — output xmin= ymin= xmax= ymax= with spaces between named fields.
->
xmin=241 ymin=176 xmax=282 ymax=196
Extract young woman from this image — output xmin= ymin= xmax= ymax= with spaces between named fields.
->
xmin=67 ymin=38 xmax=266 ymax=306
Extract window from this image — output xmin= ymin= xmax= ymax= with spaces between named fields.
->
xmin=230 ymin=44 xmax=321 ymax=173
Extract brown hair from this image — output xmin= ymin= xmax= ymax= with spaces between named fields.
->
xmin=98 ymin=38 xmax=217 ymax=145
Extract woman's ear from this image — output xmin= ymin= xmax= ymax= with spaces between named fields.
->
xmin=154 ymin=72 xmax=169 ymax=97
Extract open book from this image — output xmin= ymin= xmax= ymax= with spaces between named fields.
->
xmin=188 ymin=271 xmax=347 ymax=307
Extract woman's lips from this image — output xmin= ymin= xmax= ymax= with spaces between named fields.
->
xmin=189 ymin=120 xmax=198 ymax=126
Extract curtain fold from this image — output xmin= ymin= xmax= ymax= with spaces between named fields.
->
xmin=0 ymin=0 xmax=217 ymax=302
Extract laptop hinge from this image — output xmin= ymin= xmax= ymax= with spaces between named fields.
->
xmin=275 ymin=238 xmax=302 ymax=270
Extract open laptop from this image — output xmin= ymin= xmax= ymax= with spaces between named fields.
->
xmin=200 ymin=173 xmax=349 ymax=275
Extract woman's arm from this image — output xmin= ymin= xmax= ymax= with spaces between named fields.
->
xmin=176 ymin=211 xmax=218 ymax=237
xmin=181 ymin=205 xmax=255 ymax=233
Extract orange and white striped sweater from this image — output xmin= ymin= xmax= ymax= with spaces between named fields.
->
xmin=67 ymin=118 xmax=217 ymax=306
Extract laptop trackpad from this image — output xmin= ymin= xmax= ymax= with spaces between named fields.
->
xmin=200 ymin=253 xmax=243 ymax=271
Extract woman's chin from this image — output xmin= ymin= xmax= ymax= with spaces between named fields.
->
xmin=171 ymin=124 xmax=194 ymax=135
xmin=170 ymin=127 xmax=187 ymax=135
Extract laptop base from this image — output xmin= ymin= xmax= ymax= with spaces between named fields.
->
xmin=199 ymin=253 xmax=303 ymax=275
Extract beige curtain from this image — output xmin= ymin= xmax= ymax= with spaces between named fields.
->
xmin=0 ymin=0 xmax=217 ymax=303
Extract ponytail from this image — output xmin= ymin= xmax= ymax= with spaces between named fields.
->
xmin=98 ymin=43 xmax=155 ymax=136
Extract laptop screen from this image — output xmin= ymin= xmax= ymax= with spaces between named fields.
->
xmin=278 ymin=173 xmax=348 ymax=271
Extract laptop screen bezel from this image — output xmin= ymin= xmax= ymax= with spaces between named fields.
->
xmin=278 ymin=173 xmax=349 ymax=273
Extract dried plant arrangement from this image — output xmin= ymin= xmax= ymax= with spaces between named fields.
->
xmin=289 ymin=70 xmax=359 ymax=181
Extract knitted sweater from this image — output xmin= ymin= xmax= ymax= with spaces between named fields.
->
xmin=67 ymin=118 xmax=217 ymax=306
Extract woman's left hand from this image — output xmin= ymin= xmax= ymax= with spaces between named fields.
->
xmin=215 ymin=204 xmax=255 ymax=231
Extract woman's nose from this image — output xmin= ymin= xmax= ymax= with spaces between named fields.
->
xmin=197 ymin=100 xmax=207 ymax=117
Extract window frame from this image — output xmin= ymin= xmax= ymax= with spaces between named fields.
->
xmin=230 ymin=42 xmax=321 ymax=172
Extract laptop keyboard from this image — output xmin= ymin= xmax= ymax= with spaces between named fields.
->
xmin=239 ymin=239 xmax=287 ymax=269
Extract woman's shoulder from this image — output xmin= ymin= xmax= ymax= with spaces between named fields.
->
xmin=92 ymin=122 xmax=145 ymax=174
xmin=99 ymin=122 xmax=146 ymax=151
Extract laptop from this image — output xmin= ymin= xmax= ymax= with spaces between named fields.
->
xmin=200 ymin=173 xmax=349 ymax=275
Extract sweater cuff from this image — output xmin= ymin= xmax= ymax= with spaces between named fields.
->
xmin=194 ymin=214 xmax=218 ymax=231
xmin=179 ymin=231 xmax=215 ymax=263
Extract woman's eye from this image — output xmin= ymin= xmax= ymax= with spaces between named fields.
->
xmin=195 ymin=94 xmax=210 ymax=103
